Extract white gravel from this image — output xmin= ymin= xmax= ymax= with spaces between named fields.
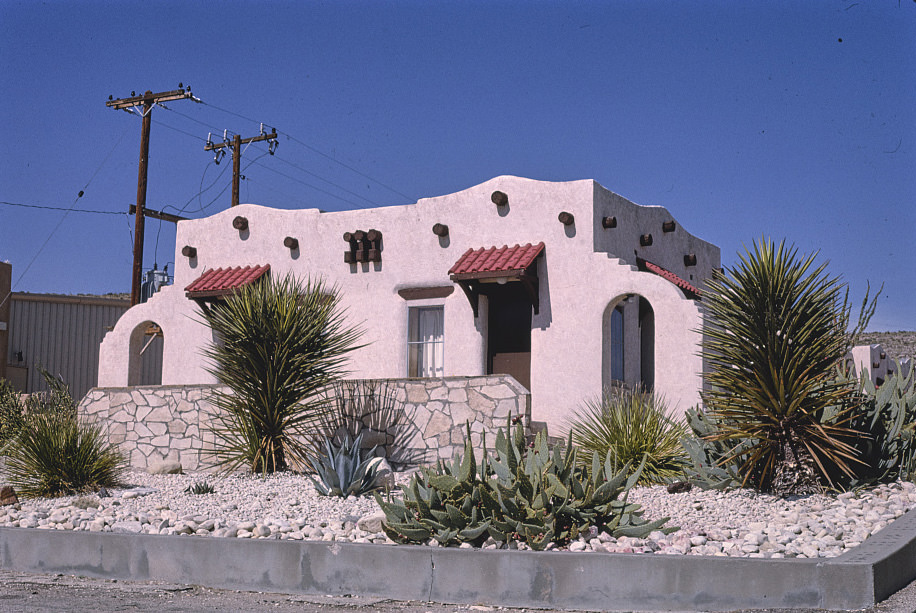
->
xmin=2 ymin=470 xmax=914 ymax=559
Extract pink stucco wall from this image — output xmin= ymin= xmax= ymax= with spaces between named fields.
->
xmin=98 ymin=176 xmax=720 ymax=434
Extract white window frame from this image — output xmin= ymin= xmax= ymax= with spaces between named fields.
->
xmin=407 ymin=305 xmax=445 ymax=378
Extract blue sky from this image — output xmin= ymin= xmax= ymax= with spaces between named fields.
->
xmin=1 ymin=1 xmax=913 ymax=331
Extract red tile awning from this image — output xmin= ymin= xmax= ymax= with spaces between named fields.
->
xmin=449 ymin=243 xmax=545 ymax=317
xmin=448 ymin=242 xmax=545 ymax=280
xmin=184 ymin=265 xmax=270 ymax=299
xmin=637 ymin=258 xmax=701 ymax=299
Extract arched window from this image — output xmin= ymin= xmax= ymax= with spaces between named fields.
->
xmin=603 ymin=295 xmax=655 ymax=391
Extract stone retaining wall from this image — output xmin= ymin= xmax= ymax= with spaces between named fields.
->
xmin=78 ymin=376 xmax=530 ymax=472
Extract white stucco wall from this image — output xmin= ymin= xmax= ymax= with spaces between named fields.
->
xmin=98 ymin=176 xmax=720 ymax=434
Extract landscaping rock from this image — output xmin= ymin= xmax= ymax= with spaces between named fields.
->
xmin=357 ymin=510 xmax=387 ymax=533
xmin=0 ymin=486 xmax=19 ymax=506
xmin=147 ymin=460 xmax=183 ymax=475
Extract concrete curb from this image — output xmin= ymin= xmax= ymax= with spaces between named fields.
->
xmin=3 ymin=508 xmax=916 ymax=611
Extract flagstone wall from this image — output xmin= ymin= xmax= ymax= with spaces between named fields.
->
xmin=77 ymin=375 xmax=530 ymax=472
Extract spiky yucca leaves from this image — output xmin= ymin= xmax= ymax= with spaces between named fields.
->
xmin=3 ymin=372 xmax=125 ymax=498
xmin=202 ymin=274 xmax=362 ymax=474
xmin=376 ymin=422 xmax=672 ymax=550
xmin=700 ymin=238 xmax=863 ymax=494
xmin=567 ymin=387 xmax=689 ymax=485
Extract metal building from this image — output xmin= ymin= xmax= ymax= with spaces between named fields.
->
xmin=4 ymin=292 xmax=163 ymax=402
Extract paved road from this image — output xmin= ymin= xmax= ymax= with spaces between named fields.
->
xmin=1 ymin=569 xmax=915 ymax=613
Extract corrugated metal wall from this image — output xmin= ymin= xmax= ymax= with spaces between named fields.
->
xmin=6 ymin=294 xmax=163 ymax=402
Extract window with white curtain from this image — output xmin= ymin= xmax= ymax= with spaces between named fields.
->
xmin=407 ymin=306 xmax=444 ymax=377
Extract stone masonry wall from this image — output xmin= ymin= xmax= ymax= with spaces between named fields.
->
xmin=78 ymin=376 xmax=530 ymax=472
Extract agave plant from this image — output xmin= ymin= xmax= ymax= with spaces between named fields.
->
xmin=377 ymin=421 xmax=672 ymax=550
xmin=567 ymin=387 xmax=689 ymax=485
xmin=700 ymin=238 xmax=874 ymax=495
xmin=307 ymin=432 xmax=385 ymax=497
xmin=201 ymin=273 xmax=362 ymax=475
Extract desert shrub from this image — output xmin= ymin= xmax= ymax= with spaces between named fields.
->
xmin=0 ymin=379 xmax=25 ymax=453
xmin=307 ymin=432 xmax=385 ymax=497
xmin=376 ymin=421 xmax=673 ymax=550
xmin=318 ymin=379 xmax=424 ymax=468
xmin=699 ymin=238 xmax=877 ymax=495
xmin=202 ymin=273 xmax=362 ymax=474
xmin=567 ymin=387 xmax=689 ymax=485
xmin=2 ymin=371 xmax=125 ymax=498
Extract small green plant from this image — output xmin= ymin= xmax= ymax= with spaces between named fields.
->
xmin=184 ymin=480 xmax=215 ymax=495
xmin=3 ymin=371 xmax=125 ymax=498
xmin=308 ymin=432 xmax=385 ymax=497
xmin=201 ymin=273 xmax=362 ymax=475
xmin=567 ymin=387 xmax=689 ymax=485
xmin=72 ymin=495 xmax=101 ymax=509
xmin=0 ymin=378 xmax=25 ymax=454
xmin=376 ymin=421 xmax=673 ymax=550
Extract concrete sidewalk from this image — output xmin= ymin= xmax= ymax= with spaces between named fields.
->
xmin=2 ymin=508 xmax=916 ymax=611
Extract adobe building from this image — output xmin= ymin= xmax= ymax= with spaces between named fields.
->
xmin=97 ymin=176 xmax=720 ymax=434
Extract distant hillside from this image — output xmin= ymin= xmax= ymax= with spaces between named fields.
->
xmin=856 ymin=331 xmax=916 ymax=361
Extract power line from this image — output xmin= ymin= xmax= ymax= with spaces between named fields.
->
xmin=0 ymin=121 xmax=133 ymax=310
xmin=200 ymin=99 xmax=414 ymax=202
xmin=246 ymin=158 xmax=369 ymax=209
xmin=0 ymin=200 xmax=126 ymax=216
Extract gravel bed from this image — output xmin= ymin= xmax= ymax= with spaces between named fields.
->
xmin=2 ymin=471 xmax=914 ymax=559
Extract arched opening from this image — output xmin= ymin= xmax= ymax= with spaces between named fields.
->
xmin=128 ymin=320 xmax=163 ymax=386
xmin=638 ymin=296 xmax=655 ymax=390
xmin=602 ymin=294 xmax=655 ymax=391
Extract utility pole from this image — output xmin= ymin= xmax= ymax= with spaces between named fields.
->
xmin=205 ymin=126 xmax=279 ymax=207
xmin=107 ymin=85 xmax=197 ymax=306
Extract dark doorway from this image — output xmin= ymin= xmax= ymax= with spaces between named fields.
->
xmin=486 ymin=283 xmax=532 ymax=390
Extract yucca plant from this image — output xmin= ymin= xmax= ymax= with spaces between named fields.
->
xmin=201 ymin=273 xmax=362 ymax=474
xmin=2 ymin=371 xmax=125 ymax=498
xmin=700 ymin=237 xmax=874 ymax=495
xmin=567 ymin=387 xmax=689 ymax=485
xmin=307 ymin=432 xmax=385 ymax=497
